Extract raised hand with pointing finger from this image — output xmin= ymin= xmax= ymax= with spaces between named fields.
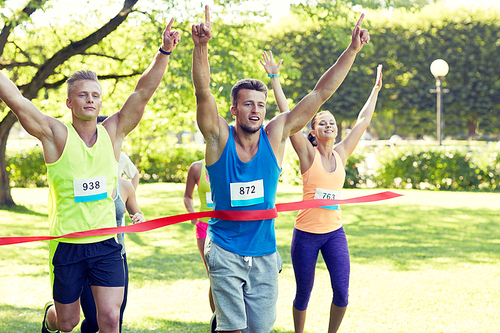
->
xmin=349 ymin=13 xmax=370 ymax=53
xmin=192 ymin=5 xmax=212 ymax=45
xmin=161 ymin=18 xmax=181 ymax=53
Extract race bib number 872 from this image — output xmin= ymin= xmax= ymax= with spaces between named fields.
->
xmin=73 ymin=175 xmax=108 ymax=203
xmin=230 ymin=179 xmax=264 ymax=207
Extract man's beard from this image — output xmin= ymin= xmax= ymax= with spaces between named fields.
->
xmin=240 ymin=122 xmax=260 ymax=134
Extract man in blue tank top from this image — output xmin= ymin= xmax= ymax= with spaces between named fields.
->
xmin=192 ymin=6 xmax=370 ymax=333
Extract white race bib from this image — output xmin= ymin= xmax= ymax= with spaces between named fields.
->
xmin=73 ymin=175 xmax=108 ymax=203
xmin=314 ymin=188 xmax=341 ymax=210
xmin=206 ymin=192 xmax=214 ymax=208
xmin=230 ymin=180 xmax=264 ymax=207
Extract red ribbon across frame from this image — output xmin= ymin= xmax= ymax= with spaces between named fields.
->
xmin=0 ymin=191 xmax=402 ymax=246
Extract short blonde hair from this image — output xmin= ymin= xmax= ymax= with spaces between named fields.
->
xmin=66 ymin=70 xmax=102 ymax=97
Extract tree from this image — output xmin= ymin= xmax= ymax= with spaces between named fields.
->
xmin=265 ymin=2 xmax=500 ymax=141
xmin=1 ymin=0 xmax=276 ymax=197
xmin=114 ymin=6 xmax=269 ymax=174
xmin=264 ymin=1 xmax=372 ymax=141
xmin=367 ymin=5 xmax=500 ymax=140
xmin=0 ymin=0 xmax=139 ymax=206
xmin=348 ymin=0 xmax=436 ymax=9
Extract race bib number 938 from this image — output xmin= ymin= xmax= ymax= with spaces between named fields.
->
xmin=73 ymin=175 xmax=108 ymax=203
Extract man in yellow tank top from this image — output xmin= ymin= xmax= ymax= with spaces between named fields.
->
xmin=0 ymin=19 xmax=180 ymax=333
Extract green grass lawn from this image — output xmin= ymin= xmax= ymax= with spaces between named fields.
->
xmin=1 ymin=184 xmax=499 ymax=332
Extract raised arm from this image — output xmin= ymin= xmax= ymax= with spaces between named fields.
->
xmin=106 ymin=18 xmax=181 ymax=153
xmin=0 ymin=71 xmax=65 ymax=163
xmin=183 ymin=160 xmax=202 ymax=225
xmin=260 ymin=51 xmax=289 ymax=113
xmin=282 ymin=13 xmax=370 ymax=138
xmin=192 ymin=5 xmax=226 ymax=165
xmin=335 ymin=64 xmax=382 ymax=166
xmin=262 ymin=51 xmax=315 ymax=172
xmin=260 ymin=51 xmax=314 ymax=168
xmin=191 ymin=6 xmax=229 ymax=165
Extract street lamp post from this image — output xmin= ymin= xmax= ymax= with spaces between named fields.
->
xmin=430 ymin=59 xmax=449 ymax=146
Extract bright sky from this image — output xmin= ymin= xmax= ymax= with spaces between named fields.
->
xmin=4 ymin=0 xmax=500 ymax=27
xmin=444 ymin=0 xmax=500 ymax=8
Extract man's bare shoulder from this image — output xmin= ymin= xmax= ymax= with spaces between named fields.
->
xmin=265 ymin=111 xmax=289 ymax=135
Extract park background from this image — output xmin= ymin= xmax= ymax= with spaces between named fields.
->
xmin=0 ymin=0 xmax=499 ymax=332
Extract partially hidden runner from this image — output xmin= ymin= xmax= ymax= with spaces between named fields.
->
xmin=183 ymin=159 xmax=216 ymax=319
xmin=79 ymin=116 xmax=146 ymax=333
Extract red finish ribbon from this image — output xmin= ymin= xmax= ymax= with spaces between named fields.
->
xmin=0 ymin=191 xmax=402 ymax=246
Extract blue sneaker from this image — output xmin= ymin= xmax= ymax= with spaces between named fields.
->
xmin=41 ymin=301 xmax=59 ymax=333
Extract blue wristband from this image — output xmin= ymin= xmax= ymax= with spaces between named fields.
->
xmin=268 ymin=74 xmax=279 ymax=78
xmin=158 ymin=47 xmax=172 ymax=55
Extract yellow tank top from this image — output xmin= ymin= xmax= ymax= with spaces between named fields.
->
xmin=295 ymin=148 xmax=346 ymax=234
xmin=196 ymin=160 xmax=213 ymax=223
xmin=46 ymin=123 xmax=118 ymax=243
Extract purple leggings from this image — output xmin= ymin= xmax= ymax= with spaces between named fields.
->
xmin=291 ymin=226 xmax=350 ymax=310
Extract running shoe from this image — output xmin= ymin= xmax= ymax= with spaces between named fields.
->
xmin=41 ymin=301 xmax=60 ymax=333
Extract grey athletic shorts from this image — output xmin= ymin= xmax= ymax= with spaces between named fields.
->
xmin=205 ymin=238 xmax=282 ymax=333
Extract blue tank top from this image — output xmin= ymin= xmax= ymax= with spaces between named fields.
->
xmin=206 ymin=125 xmax=282 ymax=256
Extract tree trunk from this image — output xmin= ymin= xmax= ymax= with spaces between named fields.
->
xmin=0 ymin=111 xmax=17 ymax=206
xmin=467 ymin=114 xmax=477 ymax=141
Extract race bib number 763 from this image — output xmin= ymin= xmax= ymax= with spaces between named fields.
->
xmin=314 ymin=188 xmax=341 ymax=210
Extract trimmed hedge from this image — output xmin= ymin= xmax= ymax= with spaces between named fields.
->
xmin=6 ymin=143 xmax=499 ymax=191
xmin=6 ymin=145 xmax=47 ymax=188
xmin=134 ymin=144 xmax=204 ymax=183
xmin=375 ymin=144 xmax=497 ymax=191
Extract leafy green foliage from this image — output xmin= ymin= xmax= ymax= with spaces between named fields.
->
xmin=3 ymin=1 xmax=500 ymax=196
xmin=472 ymin=142 xmax=500 ymax=191
xmin=376 ymin=145 xmax=488 ymax=190
xmin=484 ymin=151 xmax=500 ymax=191
xmin=9 ymin=143 xmax=498 ymax=191
xmin=366 ymin=5 xmax=500 ymax=140
xmin=135 ymin=144 xmax=204 ymax=184
xmin=266 ymin=3 xmax=500 ymax=141
xmin=347 ymin=0 xmax=436 ymax=9
xmin=344 ymin=153 xmax=365 ymax=188
xmin=6 ymin=146 xmax=46 ymax=187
